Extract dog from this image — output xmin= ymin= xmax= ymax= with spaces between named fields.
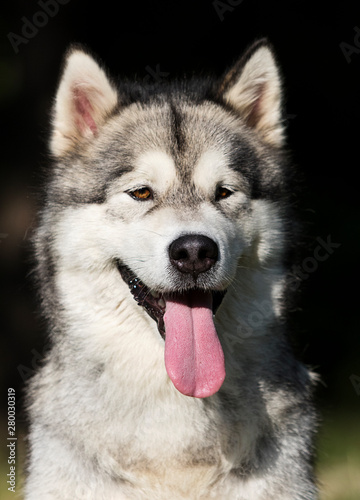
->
xmin=25 ymin=39 xmax=318 ymax=499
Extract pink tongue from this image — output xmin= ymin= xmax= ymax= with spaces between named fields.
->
xmin=164 ymin=291 xmax=225 ymax=398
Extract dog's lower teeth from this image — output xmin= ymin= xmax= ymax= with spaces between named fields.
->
xmin=158 ymin=298 xmax=165 ymax=308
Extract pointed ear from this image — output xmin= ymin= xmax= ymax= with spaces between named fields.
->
xmin=50 ymin=47 xmax=118 ymax=156
xmin=218 ymin=39 xmax=284 ymax=147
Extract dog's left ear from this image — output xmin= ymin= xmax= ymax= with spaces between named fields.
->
xmin=50 ymin=46 xmax=118 ymax=157
xmin=217 ymin=39 xmax=284 ymax=147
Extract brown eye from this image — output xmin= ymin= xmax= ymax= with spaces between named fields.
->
xmin=215 ymin=186 xmax=233 ymax=201
xmin=130 ymin=187 xmax=153 ymax=200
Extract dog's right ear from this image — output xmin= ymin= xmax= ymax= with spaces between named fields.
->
xmin=50 ymin=46 xmax=118 ymax=157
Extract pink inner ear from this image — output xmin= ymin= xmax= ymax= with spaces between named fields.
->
xmin=73 ymin=86 xmax=98 ymax=136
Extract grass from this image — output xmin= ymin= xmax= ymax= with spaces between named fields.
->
xmin=316 ymin=410 xmax=360 ymax=500
xmin=0 ymin=411 xmax=359 ymax=499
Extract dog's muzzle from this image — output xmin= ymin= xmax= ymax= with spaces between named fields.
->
xmin=116 ymin=233 xmax=227 ymax=398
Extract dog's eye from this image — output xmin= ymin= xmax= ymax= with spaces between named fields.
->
xmin=129 ymin=187 xmax=153 ymax=201
xmin=215 ymin=186 xmax=233 ymax=201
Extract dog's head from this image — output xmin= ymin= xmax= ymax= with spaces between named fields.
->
xmin=43 ymin=40 xmax=289 ymax=398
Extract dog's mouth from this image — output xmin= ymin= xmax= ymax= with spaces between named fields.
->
xmin=116 ymin=263 xmax=226 ymax=339
xmin=116 ymin=262 xmax=227 ymax=398
xmin=117 ymin=263 xmax=168 ymax=337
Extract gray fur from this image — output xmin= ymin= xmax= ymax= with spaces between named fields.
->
xmin=25 ymin=39 xmax=318 ymax=499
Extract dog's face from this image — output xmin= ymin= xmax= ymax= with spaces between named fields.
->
xmin=102 ymin=101 xmax=255 ymax=293
xmin=43 ymin=40 xmax=287 ymax=398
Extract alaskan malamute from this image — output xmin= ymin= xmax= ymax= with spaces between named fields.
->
xmin=26 ymin=39 xmax=317 ymax=499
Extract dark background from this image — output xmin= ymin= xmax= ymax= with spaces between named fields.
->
xmin=1 ymin=0 xmax=359 ymax=425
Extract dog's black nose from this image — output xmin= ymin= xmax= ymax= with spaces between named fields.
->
xmin=169 ymin=234 xmax=219 ymax=277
